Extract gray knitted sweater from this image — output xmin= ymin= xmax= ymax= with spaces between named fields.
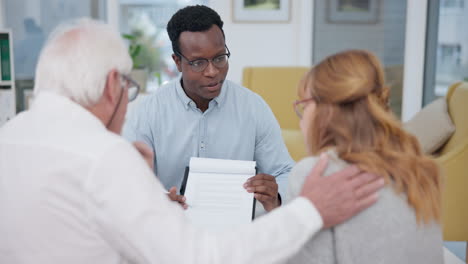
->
xmin=285 ymin=152 xmax=443 ymax=264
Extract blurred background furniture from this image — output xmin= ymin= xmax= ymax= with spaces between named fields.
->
xmin=242 ymin=66 xmax=309 ymax=161
xmin=242 ymin=65 xmax=406 ymax=161
xmin=408 ymin=81 xmax=468 ymax=263
xmin=435 ymin=81 xmax=468 ymax=263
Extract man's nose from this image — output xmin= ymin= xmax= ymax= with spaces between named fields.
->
xmin=203 ymin=61 xmax=219 ymax=77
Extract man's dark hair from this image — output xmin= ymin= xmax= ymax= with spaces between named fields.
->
xmin=167 ymin=5 xmax=225 ymax=56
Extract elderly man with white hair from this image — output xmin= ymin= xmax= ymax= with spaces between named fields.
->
xmin=0 ymin=18 xmax=383 ymax=264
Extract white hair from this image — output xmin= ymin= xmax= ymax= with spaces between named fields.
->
xmin=34 ymin=18 xmax=132 ymax=107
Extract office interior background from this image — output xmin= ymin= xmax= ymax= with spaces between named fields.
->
xmin=0 ymin=0 xmax=466 ymax=262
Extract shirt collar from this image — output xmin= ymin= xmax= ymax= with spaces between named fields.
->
xmin=175 ymin=78 xmax=228 ymax=110
xmin=214 ymin=81 xmax=228 ymax=106
xmin=175 ymin=79 xmax=192 ymax=110
xmin=31 ymin=92 xmax=107 ymax=131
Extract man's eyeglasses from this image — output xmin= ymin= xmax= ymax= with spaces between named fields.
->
xmin=293 ymin=98 xmax=314 ymax=119
xmin=121 ymin=74 xmax=140 ymax=102
xmin=175 ymin=46 xmax=231 ymax=73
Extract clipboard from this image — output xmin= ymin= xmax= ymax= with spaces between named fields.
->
xmin=180 ymin=164 xmax=257 ymax=221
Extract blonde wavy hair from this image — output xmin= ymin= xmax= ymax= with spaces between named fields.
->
xmin=298 ymin=50 xmax=441 ymax=223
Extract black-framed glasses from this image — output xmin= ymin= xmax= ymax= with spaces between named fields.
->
xmin=293 ymin=98 xmax=314 ymax=119
xmin=121 ymin=74 xmax=140 ymax=102
xmin=175 ymin=46 xmax=231 ymax=73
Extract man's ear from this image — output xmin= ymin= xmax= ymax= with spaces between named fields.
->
xmin=103 ymin=69 xmax=120 ymax=104
xmin=172 ymin=54 xmax=182 ymax=72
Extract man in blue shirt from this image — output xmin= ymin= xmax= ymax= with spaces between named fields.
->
xmin=124 ymin=5 xmax=293 ymax=212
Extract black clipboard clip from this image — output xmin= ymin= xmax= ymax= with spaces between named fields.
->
xmin=180 ymin=166 xmax=189 ymax=196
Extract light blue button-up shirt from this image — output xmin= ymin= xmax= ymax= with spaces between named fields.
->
xmin=123 ymin=79 xmax=294 ymax=197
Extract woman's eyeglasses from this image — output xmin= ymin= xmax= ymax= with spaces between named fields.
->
xmin=293 ymin=98 xmax=314 ymax=119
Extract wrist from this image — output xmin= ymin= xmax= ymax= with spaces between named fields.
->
xmin=264 ymin=196 xmax=280 ymax=212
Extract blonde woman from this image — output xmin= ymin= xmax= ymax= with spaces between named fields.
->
xmin=287 ymin=50 xmax=443 ymax=263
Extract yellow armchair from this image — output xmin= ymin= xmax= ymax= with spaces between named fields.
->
xmin=242 ymin=67 xmax=309 ymax=161
xmin=435 ymin=82 xmax=468 ymax=258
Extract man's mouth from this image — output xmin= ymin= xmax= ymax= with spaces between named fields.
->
xmin=205 ymin=82 xmax=222 ymax=92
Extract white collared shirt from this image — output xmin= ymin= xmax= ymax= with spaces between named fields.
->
xmin=0 ymin=92 xmax=322 ymax=264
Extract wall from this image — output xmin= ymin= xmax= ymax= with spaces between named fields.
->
xmin=382 ymin=0 xmax=407 ymax=66
xmin=313 ymin=0 xmax=384 ymax=63
xmin=0 ymin=0 xmax=427 ymax=121
xmin=313 ymin=0 xmax=406 ymax=66
xmin=210 ymin=0 xmax=407 ymax=84
xmin=209 ymin=0 xmax=313 ymax=84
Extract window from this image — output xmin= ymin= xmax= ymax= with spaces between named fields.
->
xmin=439 ymin=44 xmax=461 ymax=66
xmin=2 ymin=0 xmax=107 ymax=112
xmin=4 ymin=0 xmax=107 ymax=80
xmin=424 ymin=0 xmax=468 ymax=104
xmin=442 ymin=0 xmax=464 ymax=8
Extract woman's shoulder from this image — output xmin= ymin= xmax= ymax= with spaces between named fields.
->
xmin=293 ymin=156 xmax=321 ymax=175
xmin=291 ymin=150 xmax=348 ymax=180
xmin=287 ymin=151 xmax=349 ymax=201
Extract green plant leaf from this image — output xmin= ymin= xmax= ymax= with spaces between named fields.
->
xmin=122 ymin=34 xmax=136 ymax=40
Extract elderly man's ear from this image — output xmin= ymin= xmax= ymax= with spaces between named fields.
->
xmin=103 ymin=69 xmax=122 ymax=105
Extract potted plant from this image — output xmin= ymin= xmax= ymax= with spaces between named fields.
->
xmin=123 ymin=31 xmax=148 ymax=92
xmin=123 ymin=29 xmax=165 ymax=92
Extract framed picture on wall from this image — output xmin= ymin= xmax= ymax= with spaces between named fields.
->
xmin=232 ymin=0 xmax=291 ymax=23
xmin=327 ymin=0 xmax=381 ymax=24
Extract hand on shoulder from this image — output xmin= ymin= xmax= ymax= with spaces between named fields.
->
xmin=299 ymin=153 xmax=385 ymax=228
